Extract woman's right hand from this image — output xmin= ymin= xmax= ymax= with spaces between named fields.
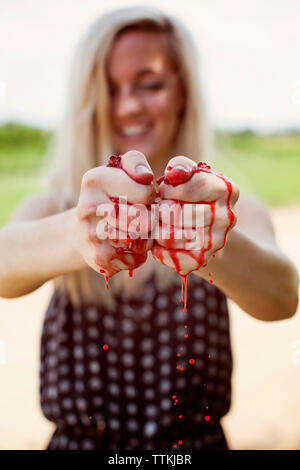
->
xmin=75 ymin=150 xmax=156 ymax=279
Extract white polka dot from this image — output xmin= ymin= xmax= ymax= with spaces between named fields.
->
xmin=194 ymin=324 xmax=205 ymax=337
xmin=108 ymin=383 xmax=120 ymax=396
xmin=145 ymin=404 xmax=158 ymax=418
xmin=193 ymin=340 xmax=205 ymax=354
xmin=193 ymin=287 xmax=205 ymax=300
xmin=192 ymin=304 xmax=206 ymax=319
xmin=141 ymin=354 xmax=155 ymax=369
xmin=174 ymin=308 xmax=187 ymax=322
xmin=47 ymin=386 xmax=58 ymax=399
xmin=62 ymin=397 xmax=73 ymax=410
xmin=176 ymin=376 xmax=187 ymax=389
xmin=87 ymin=343 xmax=99 ymax=358
xmin=176 ymin=325 xmax=186 ymax=340
xmin=73 ymin=329 xmax=83 ymax=343
xmin=142 ymin=370 xmax=155 ymax=385
xmin=124 ymin=369 xmax=135 ymax=382
xmin=87 ymin=326 xmax=99 ymax=339
xmin=125 ymin=385 xmax=136 ymax=398
xmin=82 ymin=439 xmax=94 ymax=450
xmin=93 ymin=396 xmax=103 ymax=407
xmin=109 ymin=418 xmax=120 ymax=431
xmin=76 ymin=397 xmax=87 ymax=411
xmin=108 ymin=402 xmax=120 ymax=414
xmin=73 ymin=346 xmax=84 ymax=360
xmin=74 ymin=363 xmax=84 ymax=377
xmin=127 ymin=403 xmax=137 ymax=415
xmin=207 ymin=296 xmax=218 ymax=310
xmin=108 ymin=367 xmax=119 ymax=380
xmin=140 ymin=305 xmax=152 ymax=318
xmin=47 ymin=354 xmax=58 ymax=367
xmin=123 ymin=305 xmax=135 ymax=317
xmin=122 ymin=318 xmax=135 ymax=334
xmin=144 ymin=388 xmax=155 ymax=400
xmin=89 ymin=361 xmax=100 ymax=374
xmin=156 ymin=295 xmax=168 ymax=308
xmin=66 ymin=413 xmax=77 ymax=426
xmin=140 ymin=338 xmax=153 ymax=352
xmin=155 ymin=311 xmax=169 ymax=326
xmin=59 ymin=435 xmax=68 ymax=447
xmin=59 ymin=364 xmax=70 ymax=375
xmin=122 ymin=352 xmax=135 ymax=367
xmin=158 ymin=330 xmax=170 ymax=343
xmin=160 ymin=397 xmax=171 ymax=411
xmin=47 ymin=339 xmax=57 ymax=353
xmin=107 ymin=351 xmax=118 ymax=364
xmin=59 ymin=380 xmax=71 ymax=393
xmin=160 ymin=363 xmax=171 ymax=376
xmin=159 ymin=379 xmax=171 ymax=394
xmin=208 ymin=313 xmax=218 ymax=326
xmin=158 ymin=346 xmax=171 ymax=361
xmin=86 ymin=307 xmax=99 ymax=322
xmin=144 ymin=421 xmax=157 ymax=437
xmin=89 ymin=376 xmax=102 ymax=391
xmin=127 ymin=418 xmax=139 ymax=432
xmin=103 ymin=316 xmax=115 ymax=330
xmin=123 ymin=337 xmax=134 ymax=350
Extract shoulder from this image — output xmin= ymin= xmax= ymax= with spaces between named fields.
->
xmin=10 ymin=193 xmax=59 ymax=222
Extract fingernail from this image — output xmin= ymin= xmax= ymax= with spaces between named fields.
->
xmin=136 ymin=164 xmax=152 ymax=175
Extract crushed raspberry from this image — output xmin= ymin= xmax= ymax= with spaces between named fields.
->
xmin=107 ymin=154 xmax=122 ymax=168
xmin=197 ymin=162 xmax=211 ymax=170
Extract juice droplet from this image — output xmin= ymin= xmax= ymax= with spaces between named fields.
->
xmin=205 ymin=415 xmax=210 ymax=422
xmin=208 ymin=272 xmax=212 ymax=277
xmin=209 ymin=279 xmax=214 ymax=284
xmin=99 ymin=269 xmax=105 ymax=274
xmin=189 ymin=358 xmax=195 ymax=365
xmin=89 ymin=415 xmax=92 ymax=420
xmin=180 ymin=276 xmax=184 ymax=303
xmin=103 ymin=344 xmax=109 ymax=350
xmin=184 ymin=334 xmax=188 ymax=339
xmin=180 ymin=274 xmax=188 ymax=312
xmin=177 ymin=353 xmax=181 ymax=357
xmin=128 ymin=269 xmax=133 ymax=278
xmin=178 ymin=440 xmax=183 ymax=445
xmin=172 ymin=444 xmax=177 ymax=449
xmin=105 ymin=276 xmax=110 ymax=289
xmin=179 ymin=415 xmax=183 ymax=419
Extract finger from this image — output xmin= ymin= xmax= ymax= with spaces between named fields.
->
xmin=164 ymin=155 xmax=196 ymax=186
xmin=159 ymin=199 xmax=213 ymax=228
xmin=120 ymin=150 xmax=154 ymax=185
xmin=152 ymin=244 xmax=205 ymax=275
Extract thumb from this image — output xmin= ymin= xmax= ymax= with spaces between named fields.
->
xmin=120 ymin=150 xmax=154 ymax=185
xmin=164 ymin=156 xmax=196 ymax=186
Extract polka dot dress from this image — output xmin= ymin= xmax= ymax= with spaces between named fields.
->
xmin=40 ymin=273 xmax=232 ymax=450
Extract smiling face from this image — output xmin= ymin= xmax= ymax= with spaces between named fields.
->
xmin=106 ymin=28 xmax=186 ymax=172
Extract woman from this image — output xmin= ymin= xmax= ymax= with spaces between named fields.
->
xmin=0 ymin=7 xmax=298 ymax=450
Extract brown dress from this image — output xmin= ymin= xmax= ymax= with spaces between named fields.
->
xmin=40 ymin=272 xmax=232 ymax=450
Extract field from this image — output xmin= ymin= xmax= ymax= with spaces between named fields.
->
xmin=0 ymin=123 xmax=300 ymax=226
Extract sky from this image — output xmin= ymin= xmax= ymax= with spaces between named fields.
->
xmin=0 ymin=0 xmax=300 ymax=132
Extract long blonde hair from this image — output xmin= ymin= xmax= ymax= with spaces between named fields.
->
xmin=47 ymin=5 xmax=211 ymax=309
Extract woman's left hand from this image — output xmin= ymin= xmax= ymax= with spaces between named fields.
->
xmin=152 ymin=156 xmax=239 ymax=275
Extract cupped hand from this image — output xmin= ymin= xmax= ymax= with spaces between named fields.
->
xmin=75 ymin=150 xmax=156 ymax=279
xmin=152 ymin=156 xmax=239 ymax=275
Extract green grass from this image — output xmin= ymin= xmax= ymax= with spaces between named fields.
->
xmin=0 ymin=123 xmax=300 ymax=227
xmin=214 ymin=132 xmax=300 ymax=206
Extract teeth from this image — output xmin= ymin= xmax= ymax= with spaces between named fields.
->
xmin=120 ymin=126 xmax=149 ymax=137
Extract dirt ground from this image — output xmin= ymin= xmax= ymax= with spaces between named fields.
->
xmin=0 ymin=204 xmax=299 ymax=450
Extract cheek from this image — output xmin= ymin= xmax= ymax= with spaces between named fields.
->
xmin=144 ymin=92 xmax=179 ymax=128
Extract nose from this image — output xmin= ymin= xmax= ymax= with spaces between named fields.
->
xmin=112 ymin=87 xmax=143 ymax=119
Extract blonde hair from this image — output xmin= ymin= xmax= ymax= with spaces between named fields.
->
xmin=47 ymin=5 xmax=211 ymax=309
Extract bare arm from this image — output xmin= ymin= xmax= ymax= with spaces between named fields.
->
xmin=198 ymin=197 xmax=299 ymax=321
xmin=0 ymin=195 xmax=85 ymax=298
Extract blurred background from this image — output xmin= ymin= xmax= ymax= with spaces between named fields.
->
xmin=0 ymin=0 xmax=300 ymax=449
